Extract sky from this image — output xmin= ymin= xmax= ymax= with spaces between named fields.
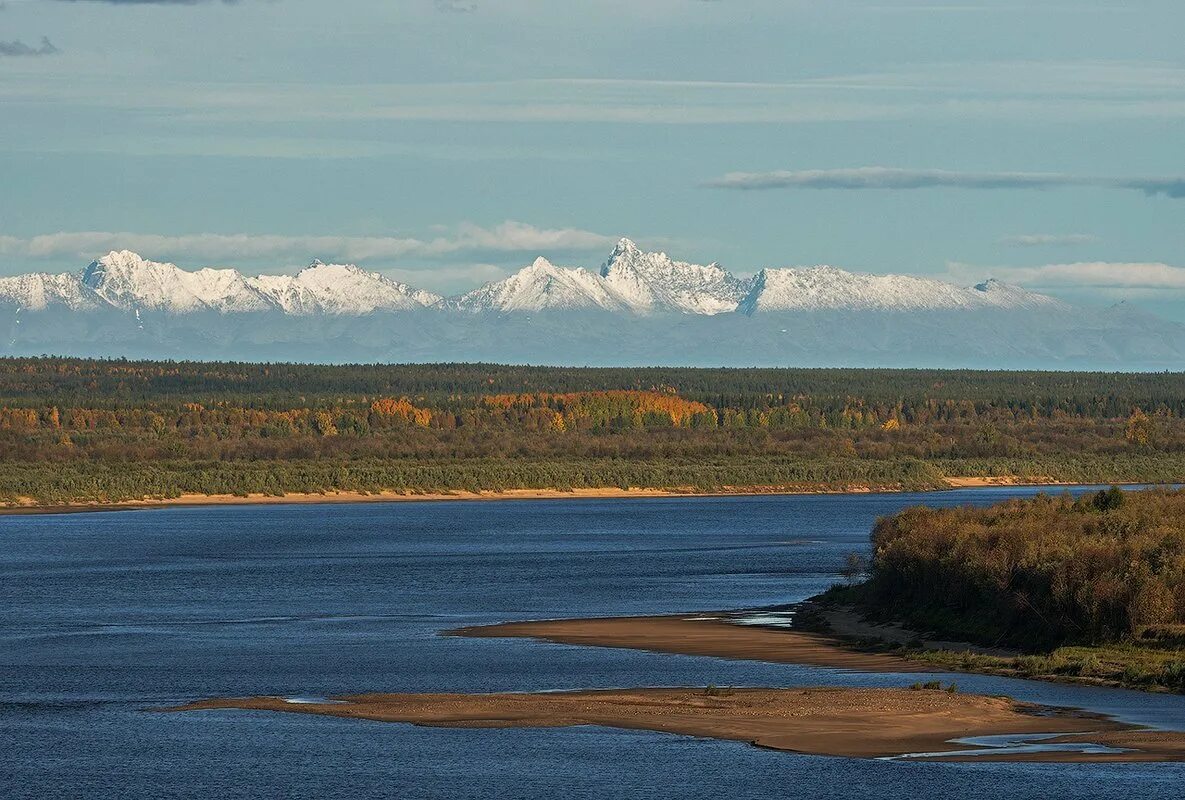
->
xmin=1 ymin=0 xmax=1183 ymax=317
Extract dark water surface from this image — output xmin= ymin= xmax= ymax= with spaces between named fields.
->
xmin=3 ymin=487 xmax=1184 ymax=799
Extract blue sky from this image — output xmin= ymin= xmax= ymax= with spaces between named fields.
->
xmin=1 ymin=0 xmax=1184 ymax=316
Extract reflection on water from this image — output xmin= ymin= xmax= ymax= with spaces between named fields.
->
xmin=730 ymin=610 xmax=797 ymax=628
xmin=2 ymin=486 xmax=1184 ymax=799
xmin=890 ymin=733 xmax=1133 ymax=760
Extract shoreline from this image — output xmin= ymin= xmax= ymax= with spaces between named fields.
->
xmin=0 ymin=477 xmax=1108 ymax=516
xmin=164 ymin=612 xmax=1185 ymax=762
xmin=452 ymin=613 xmax=934 ymax=673
xmin=164 ymin=687 xmax=1185 ymax=762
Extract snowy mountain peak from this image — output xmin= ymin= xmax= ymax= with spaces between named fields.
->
xmin=249 ymin=262 xmax=440 ymax=315
xmin=2 ymin=242 xmax=1065 ymax=320
xmin=613 ymin=237 xmax=642 ymax=256
xmin=79 ymin=251 xmax=271 ymax=314
xmin=0 ymin=271 xmax=100 ymax=312
xmin=456 ymin=257 xmax=629 ymax=313
xmin=739 ymin=265 xmax=1062 ymax=314
xmin=525 ymin=256 xmax=559 ymax=273
xmin=600 ymin=241 xmax=748 ymax=315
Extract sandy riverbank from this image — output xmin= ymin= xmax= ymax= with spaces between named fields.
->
xmin=453 ymin=614 xmax=932 ymax=673
xmin=0 ymin=476 xmax=1095 ymax=515
xmin=165 ymin=687 xmax=1185 ymax=762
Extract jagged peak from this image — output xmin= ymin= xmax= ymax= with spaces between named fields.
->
xmin=525 ymin=256 xmax=558 ymax=272
xmin=613 ymin=237 xmax=641 ymax=255
xmin=96 ymin=249 xmax=149 ymax=267
xmin=297 ymin=260 xmax=367 ymax=278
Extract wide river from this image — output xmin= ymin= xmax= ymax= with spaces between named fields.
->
xmin=3 ymin=487 xmax=1184 ymax=799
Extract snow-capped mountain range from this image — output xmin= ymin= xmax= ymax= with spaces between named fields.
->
xmin=0 ymin=239 xmax=1062 ymax=317
xmin=2 ymin=238 xmax=1179 ymax=369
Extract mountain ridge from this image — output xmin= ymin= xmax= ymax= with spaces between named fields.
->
xmin=3 ymin=240 xmax=1179 ymax=370
xmin=0 ymin=239 xmax=1061 ymax=318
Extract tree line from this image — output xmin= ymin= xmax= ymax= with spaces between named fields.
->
xmin=1 ymin=357 xmax=1182 ymax=504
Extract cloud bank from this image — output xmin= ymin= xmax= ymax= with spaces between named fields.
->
xmin=950 ymin=261 xmax=1185 ymax=290
xmin=706 ymin=167 xmax=1185 ymax=198
xmin=0 ymin=222 xmax=617 ymax=267
xmin=999 ymin=233 xmax=1101 ymax=247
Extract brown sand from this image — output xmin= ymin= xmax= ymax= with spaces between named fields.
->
xmin=0 ymin=488 xmax=696 ymax=515
xmin=943 ymin=476 xmax=1066 ymax=488
xmin=2 ymin=476 xmax=1096 ymax=516
xmin=165 ymin=687 xmax=1185 ymax=761
xmin=453 ymin=614 xmax=932 ymax=673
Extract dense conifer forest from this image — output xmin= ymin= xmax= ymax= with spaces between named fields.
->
xmin=1 ymin=358 xmax=1182 ymax=504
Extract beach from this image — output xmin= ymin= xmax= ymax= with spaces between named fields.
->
xmin=452 ymin=614 xmax=933 ymax=672
xmin=0 ymin=477 xmax=1094 ymax=516
xmin=166 ymin=687 xmax=1185 ymax=762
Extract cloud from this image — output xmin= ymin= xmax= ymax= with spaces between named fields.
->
xmin=434 ymin=0 xmax=477 ymax=11
xmin=0 ymin=222 xmax=619 ymax=267
xmin=0 ymin=37 xmax=58 ymax=56
xmin=1117 ymin=178 xmax=1185 ymax=199
xmin=705 ymin=167 xmax=1185 ymax=198
xmin=705 ymin=167 xmax=1078 ymax=191
xmin=999 ymin=233 xmax=1101 ymax=247
xmin=948 ymin=261 xmax=1185 ymax=290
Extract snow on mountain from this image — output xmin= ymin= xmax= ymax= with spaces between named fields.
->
xmin=0 ymin=272 xmax=100 ymax=311
xmin=248 ymin=261 xmax=441 ymax=315
xmin=73 ymin=251 xmax=440 ymax=316
xmin=1 ymin=243 xmax=1067 ymax=321
xmin=599 ymin=238 xmax=749 ymax=315
xmin=454 ymin=256 xmax=632 ymax=313
xmin=738 ymin=266 xmax=1063 ymax=314
xmin=81 ymin=251 xmax=274 ymax=313
xmin=970 ymin=278 xmax=1065 ymax=310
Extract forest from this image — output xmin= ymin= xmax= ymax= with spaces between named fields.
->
xmin=836 ymin=488 xmax=1185 ymax=690
xmin=0 ymin=357 xmax=1182 ymax=505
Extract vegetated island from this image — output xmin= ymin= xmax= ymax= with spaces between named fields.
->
xmin=166 ymin=688 xmax=1185 ymax=762
xmin=2 ymin=358 xmax=1183 ymax=509
xmin=809 ymin=486 xmax=1185 ymax=693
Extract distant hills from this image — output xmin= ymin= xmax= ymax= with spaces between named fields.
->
xmin=1 ymin=239 xmax=1181 ymax=369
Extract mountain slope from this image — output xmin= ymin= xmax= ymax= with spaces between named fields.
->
xmin=0 ymin=272 xmax=100 ymax=311
xmin=599 ymin=238 xmax=750 ymax=315
xmin=248 ymin=261 xmax=441 ymax=315
xmin=2 ymin=241 xmax=1177 ymax=369
xmin=454 ymin=257 xmax=631 ymax=313
xmin=81 ymin=251 xmax=274 ymax=313
xmin=738 ymin=266 xmax=1063 ymax=314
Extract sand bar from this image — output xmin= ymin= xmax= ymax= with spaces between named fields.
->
xmin=165 ymin=687 xmax=1185 ymax=762
xmin=453 ymin=614 xmax=932 ymax=673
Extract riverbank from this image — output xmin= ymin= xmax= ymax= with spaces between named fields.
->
xmin=458 ymin=609 xmax=1185 ymax=695
xmin=165 ymin=687 xmax=1185 ymax=762
xmin=0 ymin=476 xmax=1107 ymax=516
xmin=453 ymin=614 xmax=932 ymax=672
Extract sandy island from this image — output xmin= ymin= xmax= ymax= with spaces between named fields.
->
xmin=166 ymin=687 xmax=1185 ymax=762
xmin=166 ymin=614 xmax=1185 ymax=762
xmin=452 ymin=614 xmax=933 ymax=673
xmin=0 ymin=477 xmax=1095 ymax=515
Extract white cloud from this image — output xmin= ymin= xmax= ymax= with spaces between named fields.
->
xmin=6 ymin=59 xmax=1185 ymax=134
xmin=706 ymin=167 xmax=1185 ymax=198
xmin=0 ymin=222 xmax=618 ymax=268
xmin=999 ymin=233 xmax=1101 ymax=247
xmin=947 ymin=261 xmax=1185 ymax=289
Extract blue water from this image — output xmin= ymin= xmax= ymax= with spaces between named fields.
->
xmin=3 ymin=487 xmax=1183 ymax=799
